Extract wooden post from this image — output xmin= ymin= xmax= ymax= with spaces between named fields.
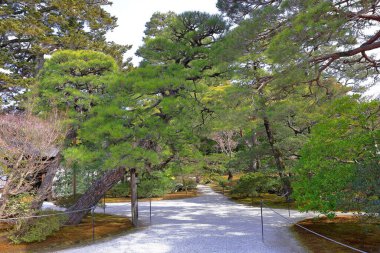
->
xmin=91 ymin=207 xmax=95 ymax=241
xmin=260 ymin=200 xmax=264 ymax=242
xmin=149 ymin=196 xmax=152 ymax=223
xmin=73 ymin=167 xmax=77 ymax=198
xmin=130 ymin=168 xmax=138 ymax=227
xmin=103 ymin=194 xmax=106 ymax=214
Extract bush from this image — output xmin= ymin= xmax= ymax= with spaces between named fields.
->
xmin=231 ymin=171 xmax=280 ymax=198
xmin=107 ymin=183 xmax=130 ymax=198
xmin=181 ymin=178 xmax=197 ymax=192
xmin=138 ymin=172 xmax=174 ymax=198
xmin=4 ymin=193 xmax=34 ymax=217
xmin=9 ymin=211 xmax=67 ymax=243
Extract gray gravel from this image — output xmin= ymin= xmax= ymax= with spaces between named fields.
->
xmin=52 ymin=185 xmax=315 ymax=253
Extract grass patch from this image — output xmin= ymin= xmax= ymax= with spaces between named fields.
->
xmin=0 ymin=213 xmax=132 ymax=253
xmin=291 ymin=216 xmax=380 ymax=253
xmin=103 ymin=189 xmax=198 ymax=203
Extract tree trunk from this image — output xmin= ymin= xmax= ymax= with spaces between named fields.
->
xmin=30 ymin=156 xmax=60 ymax=210
xmin=251 ymin=131 xmax=261 ymax=172
xmin=65 ymin=167 xmax=126 ymax=225
xmin=263 ymin=115 xmax=292 ymax=200
xmin=72 ymin=167 xmax=77 ymax=198
xmin=227 ymin=170 xmax=233 ymax=181
xmin=130 ymin=168 xmax=138 ymax=227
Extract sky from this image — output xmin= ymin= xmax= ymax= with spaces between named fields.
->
xmin=103 ymin=0 xmax=219 ymax=66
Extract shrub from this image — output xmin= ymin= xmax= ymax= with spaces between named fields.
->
xmin=181 ymin=178 xmax=197 ymax=192
xmin=4 ymin=193 xmax=34 ymax=217
xmin=8 ymin=211 xmax=67 ymax=243
xmin=107 ymin=183 xmax=130 ymax=198
xmin=231 ymin=171 xmax=280 ymax=198
xmin=138 ymin=172 xmax=174 ymax=198
xmin=217 ymin=177 xmax=229 ymax=194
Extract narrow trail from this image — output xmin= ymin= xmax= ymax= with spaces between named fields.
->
xmin=56 ymin=185 xmax=314 ymax=253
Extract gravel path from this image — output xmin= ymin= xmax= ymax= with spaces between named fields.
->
xmin=54 ymin=185 xmax=314 ymax=253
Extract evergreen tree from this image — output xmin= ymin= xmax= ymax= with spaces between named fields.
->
xmin=294 ymin=96 xmax=380 ymax=215
xmin=0 ymin=0 xmax=130 ymax=110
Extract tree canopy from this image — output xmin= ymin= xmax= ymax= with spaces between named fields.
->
xmin=0 ymin=0 xmax=130 ymax=110
xmin=0 ymin=0 xmax=379 ymax=234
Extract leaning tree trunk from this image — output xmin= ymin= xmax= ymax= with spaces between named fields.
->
xmin=30 ymin=156 xmax=60 ymax=210
xmin=65 ymin=167 xmax=126 ymax=225
xmin=263 ymin=115 xmax=292 ymax=200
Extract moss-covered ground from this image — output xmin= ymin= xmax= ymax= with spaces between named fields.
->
xmin=0 ymin=213 xmax=132 ymax=253
xmin=291 ymin=216 xmax=380 ymax=253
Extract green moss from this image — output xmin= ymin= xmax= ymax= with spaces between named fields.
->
xmin=292 ymin=216 xmax=380 ymax=253
xmin=0 ymin=213 xmax=132 ymax=252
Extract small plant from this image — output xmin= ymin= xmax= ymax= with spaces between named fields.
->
xmin=107 ymin=183 xmax=130 ymax=198
xmin=4 ymin=193 xmax=34 ymax=217
xmin=217 ymin=178 xmax=229 ymax=195
xmin=182 ymin=178 xmax=197 ymax=194
xmin=8 ymin=211 xmax=67 ymax=244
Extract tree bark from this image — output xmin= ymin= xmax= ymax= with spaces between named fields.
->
xmin=130 ymin=168 xmax=138 ymax=227
xmin=227 ymin=170 xmax=233 ymax=181
xmin=65 ymin=167 xmax=126 ymax=225
xmin=263 ymin=115 xmax=292 ymax=200
xmin=30 ymin=156 xmax=60 ymax=210
xmin=251 ymin=131 xmax=261 ymax=172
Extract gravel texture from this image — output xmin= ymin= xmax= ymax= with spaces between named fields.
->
xmin=49 ymin=185 xmax=314 ymax=253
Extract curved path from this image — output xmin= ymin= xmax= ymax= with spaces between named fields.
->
xmin=56 ymin=185 xmax=314 ymax=253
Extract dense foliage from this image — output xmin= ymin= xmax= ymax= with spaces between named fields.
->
xmin=294 ymin=96 xmax=380 ymax=214
xmin=0 ymin=0 xmax=130 ymax=110
xmin=0 ymin=1 xmax=379 ymax=243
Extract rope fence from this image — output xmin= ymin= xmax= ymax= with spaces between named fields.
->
xmin=260 ymin=201 xmax=368 ymax=253
xmin=1 ymin=192 xmax=366 ymax=252
xmin=0 ymin=206 xmax=96 ymax=221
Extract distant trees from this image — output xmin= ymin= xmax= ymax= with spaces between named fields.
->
xmin=211 ymin=0 xmax=380 ymax=206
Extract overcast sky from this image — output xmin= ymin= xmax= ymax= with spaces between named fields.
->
xmin=103 ymin=0 xmax=219 ymax=65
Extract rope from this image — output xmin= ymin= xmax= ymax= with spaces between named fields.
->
xmin=262 ymin=203 xmax=368 ymax=253
xmin=0 ymin=206 xmax=96 ymax=221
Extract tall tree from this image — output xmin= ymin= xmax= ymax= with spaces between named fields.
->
xmin=0 ymin=0 xmax=130 ymax=110
xmin=213 ymin=0 xmax=379 ymax=199
xmin=62 ymin=11 xmax=228 ymax=224
xmin=35 ymin=50 xmax=121 ymax=221
xmin=217 ymin=0 xmax=380 ymax=90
